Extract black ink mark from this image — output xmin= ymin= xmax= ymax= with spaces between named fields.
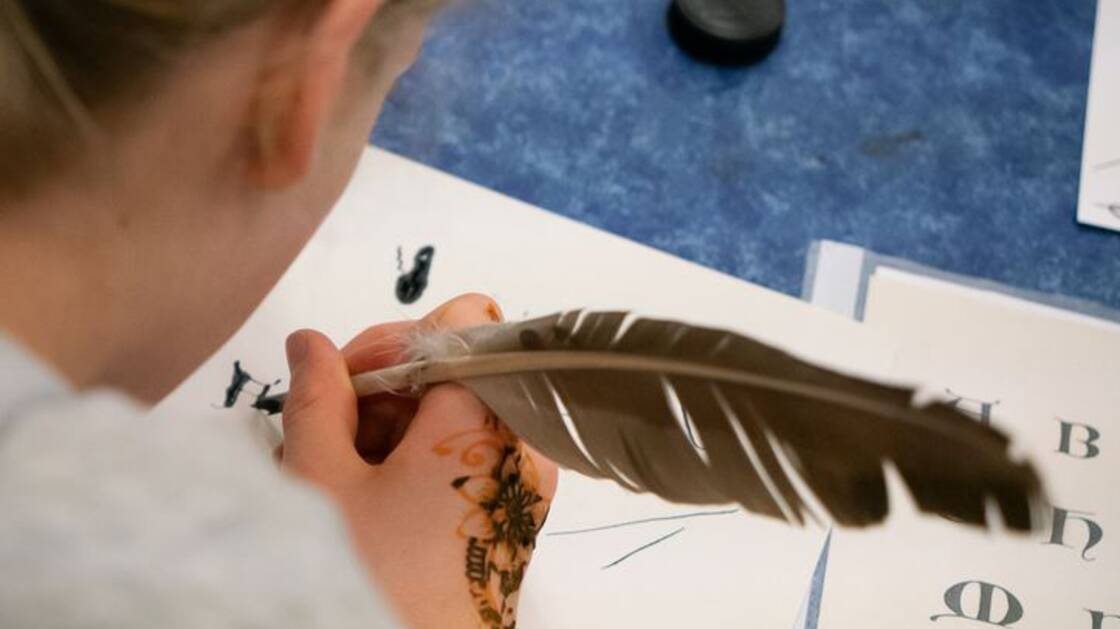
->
xmin=396 ymin=245 xmax=436 ymax=305
xmin=1095 ymin=158 xmax=1120 ymax=171
xmin=252 ymin=394 xmax=285 ymax=415
xmin=223 ymin=361 xmax=252 ymax=407
xmin=1095 ymin=203 xmax=1120 ymax=220
xmin=222 ymin=361 xmax=281 ymax=409
xmin=601 ymin=527 xmax=686 ymax=569
xmin=548 ymin=509 xmax=738 ymax=537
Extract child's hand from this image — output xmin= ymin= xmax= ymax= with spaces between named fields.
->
xmin=279 ymin=294 xmax=559 ymax=629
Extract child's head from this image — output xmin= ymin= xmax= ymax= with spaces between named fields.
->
xmin=1 ymin=0 xmax=444 ymax=193
xmin=0 ymin=0 xmax=446 ymax=400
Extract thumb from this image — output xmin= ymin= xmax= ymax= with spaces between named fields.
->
xmin=281 ymin=329 xmax=363 ymax=484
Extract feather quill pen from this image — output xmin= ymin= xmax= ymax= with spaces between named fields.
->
xmin=264 ymin=311 xmax=1044 ymax=531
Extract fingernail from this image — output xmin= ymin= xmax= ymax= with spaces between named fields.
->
xmin=286 ymin=331 xmax=309 ymax=366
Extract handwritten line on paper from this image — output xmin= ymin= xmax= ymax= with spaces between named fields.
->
xmin=602 ymin=527 xmax=686 ymax=570
xmin=548 ymin=509 xmax=740 ymax=537
xmin=396 ymin=245 xmax=436 ymax=305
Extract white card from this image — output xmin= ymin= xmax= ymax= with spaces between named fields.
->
xmin=1079 ymin=0 xmax=1120 ymax=232
xmin=820 ymin=267 xmax=1120 ymax=628
xmin=151 ymin=147 xmax=900 ymax=627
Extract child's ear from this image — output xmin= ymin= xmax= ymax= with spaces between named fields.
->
xmin=245 ymin=0 xmax=384 ymax=189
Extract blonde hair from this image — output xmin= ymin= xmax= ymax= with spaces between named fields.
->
xmin=0 ymin=0 xmax=429 ymax=196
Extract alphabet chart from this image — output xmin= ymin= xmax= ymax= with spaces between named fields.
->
xmin=816 ymin=266 xmax=1120 ymax=627
xmin=150 ymin=147 xmax=899 ymax=628
xmin=1079 ymin=0 xmax=1120 ymax=232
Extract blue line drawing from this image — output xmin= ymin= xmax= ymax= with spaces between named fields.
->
xmin=602 ymin=527 xmax=686 ymax=569
xmin=793 ymin=529 xmax=833 ymax=629
xmin=547 ymin=509 xmax=739 ymax=536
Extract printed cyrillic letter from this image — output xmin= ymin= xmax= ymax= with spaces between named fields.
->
xmin=931 ymin=581 xmax=1023 ymax=625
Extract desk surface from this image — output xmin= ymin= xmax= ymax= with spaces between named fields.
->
xmin=374 ymin=0 xmax=1120 ymax=311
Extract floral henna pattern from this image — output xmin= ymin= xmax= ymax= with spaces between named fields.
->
xmin=434 ymin=417 xmax=550 ymax=629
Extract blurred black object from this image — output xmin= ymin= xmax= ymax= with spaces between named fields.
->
xmin=668 ymin=0 xmax=784 ymax=65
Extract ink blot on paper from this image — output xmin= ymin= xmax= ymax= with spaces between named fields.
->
xmin=222 ymin=361 xmax=280 ymax=410
xmin=396 ymin=245 xmax=436 ymax=305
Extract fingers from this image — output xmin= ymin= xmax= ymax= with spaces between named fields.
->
xmin=390 ymin=383 xmax=492 ymax=463
xmin=343 ymin=321 xmax=416 ymax=375
xmin=342 ymin=322 xmax=420 ymax=463
xmin=423 ymin=292 xmax=504 ymax=329
xmin=281 ymin=330 xmax=364 ymax=485
xmin=341 ymin=293 xmax=502 ymax=373
xmin=341 ymin=294 xmax=503 ymax=461
xmin=417 ymin=294 xmax=559 ymax=502
xmin=354 ymin=394 xmax=418 ymax=464
xmin=391 ymin=294 xmax=503 ymax=455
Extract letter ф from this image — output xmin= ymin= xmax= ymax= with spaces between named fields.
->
xmin=931 ymin=580 xmax=1024 ymax=626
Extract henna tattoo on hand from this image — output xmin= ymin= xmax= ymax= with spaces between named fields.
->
xmin=434 ymin=417 xmax=549 ymax=629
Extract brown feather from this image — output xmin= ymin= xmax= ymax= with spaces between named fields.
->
xmin=351 ymin=310 xmax=1045 ymax=531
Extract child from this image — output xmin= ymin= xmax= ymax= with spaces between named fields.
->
xmin=0 ymin=1 xmax=557 ymax=628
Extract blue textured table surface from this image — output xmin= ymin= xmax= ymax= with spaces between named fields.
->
xmin=374 ymin=0 xmax=1120 ymax=310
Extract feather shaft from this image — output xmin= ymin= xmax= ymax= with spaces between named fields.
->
xmin=353 ymin=352 xmax=994 ymax=449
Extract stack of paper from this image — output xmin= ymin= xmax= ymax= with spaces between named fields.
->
xmin=1079 ymin=0 xmax=1120 ymax=232
xmin=805 ymin=241 xmax=1120 ymax=626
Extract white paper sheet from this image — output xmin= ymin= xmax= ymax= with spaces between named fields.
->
xmin=819 ymin=267 xmax=1120 ymax=628
xmin=151 ymin=147 xmax=902 ymax=627
xmin=1079 ymin=0 xmax=1120 ymax=232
